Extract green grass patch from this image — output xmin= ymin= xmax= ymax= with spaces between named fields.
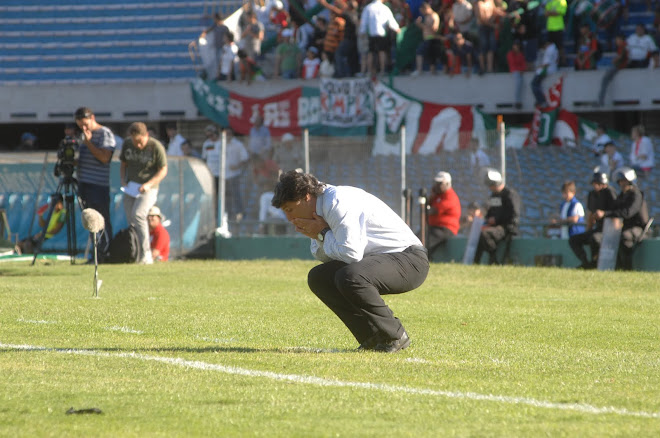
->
xmin=1 ymin=260 xmax=659 ymax=437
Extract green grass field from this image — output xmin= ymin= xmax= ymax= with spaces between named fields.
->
xmin=1 ymin=259 xmax=659 ymax=437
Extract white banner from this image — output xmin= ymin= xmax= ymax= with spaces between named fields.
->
xmin=319 ymin=78 xmax=374 ymax=127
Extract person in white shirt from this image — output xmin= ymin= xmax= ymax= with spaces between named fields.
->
xmin=629 ymin=124 xmax=654 ymax=175
xmin=530 ymin=39 xmax=558 ymax=107
xmin=591 ymin=123 xmax=612 ymax=156
xmin=600 ymin=141 xmax=624 ymax=180
xmin=359 ymin=0 xmax=400 ymax=76
xmin=223 ymin=127 xmax=249 ymax=220
xmin=626 ymin=24 xmax=658 ymax=68
xmin=469 ymin=138 xmax=491 ymax=170
xmin=165 ymin=123 xmax=186 ymax=156
xmin=302 ymin=46 xmax=321 ymax=79
xmin=272 ymin=171 xmax=429 ymax=352
xmin=218 ymin=32 xmax=239 ymax=81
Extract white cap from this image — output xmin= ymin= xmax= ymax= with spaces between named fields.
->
xmin=434 ymin=171 xmax=451 ymax=184
xmin=148 ymin=206 xmax=163 ymax=219
xmin=281 ymin=133 xmax=294 ymax=143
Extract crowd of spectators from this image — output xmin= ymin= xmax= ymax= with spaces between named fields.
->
xmin=198 ymin=0 xmax=660 ymax=82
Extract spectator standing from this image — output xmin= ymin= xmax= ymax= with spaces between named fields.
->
xmin=271 ymin=171 xmax=429 ymax=352
xmin=452 ymin=0 xmax=475 ymax=41
xmin=302 ymin=46 xmax=321 ymax=78
xmin=475 ymin=0 xmax=506 ymax=73
xmin=249 ymin=113 xmax=272 ymax=159
xmin=426 ymin=172 xmax=461 ymax=259
xmin=218 ymin=32 xmax=239 ymax=81
xmin=412 ymin=2 xmax=441 ymax=76
xmin=119 ymin=122 xmax=168 ymax=265
xmin=223 ymin=127 xmax=250 ymax=222
xmin=507 ymin=39 xmax=527 ymax=108
xmin=595 ymin=167 xmax=649 ymax=270
xmin=74 ymin=107 xmax=116 ymax=257
xmin=199 ymin=12 xmax=229 ymax=80
xmin=629 ymin=125 xmax=655 ymax=175
xmin=202 ymin=124 xmax=222 ymax=215
xmin=274 ymin=28 xmax=303 ymax=78
xmin=323 ymin=8 xmax=346 ymax=59
xmin=544 ymin=0 xmax=567 ymax=66
xmin=626 ymin=24 xmax=657 ymax=68
xmin=311 ymin=17 xmax=328 ymax=53
xmin=474 ymin=168 xmax=521 ymax=264
xmin=148 ymin=206 xmax=170 ymax=262
xmin=329 ymin=0 xmax=359 ymax=77
xmin=569 ymin=168 xmax=618 ymax=269
xmin=531 ymin=39 xmax=559 ymax=108
xmin=596 ymin=33 xmax=628 ymax=107
xmin=549 ymin=180 xmax=585 ymax=239
xmin=242 ymin=11 xmax=265 ymax=61
xmin=600 ymin=141 xmax=624 ymax=180
xmin=165 ymin=123 xmax=186 ymax=156
xmin=516 ymin=0 xmax=541 ymax=71
xmin=574 ymin=23 xmax=599 ymax=70
xmin=359 ymin=0 xmax=401 ymax=76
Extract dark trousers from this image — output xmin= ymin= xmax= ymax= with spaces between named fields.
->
xmin=474 ymin=225 xmax=507 ymax=264
xmin=427 ymin=226 xmax=454 ymax=259
xmin=78 ymin=181 xmax=112 ymax=253
xmin=618 ymin=226 xmax=643 ymax=270
xmin=569 ymin=229 xmax=603 ymax=265
xmin=307 ymin=246 xmax=429 ymax=345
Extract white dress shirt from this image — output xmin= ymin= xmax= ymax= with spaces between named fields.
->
xmin=359 ymin=0 xmax=400 ymax=37
xmin=630 ymin=136 xmax=655 ymax=169
xmin=310 ymin=185 xmax=422 ymax=264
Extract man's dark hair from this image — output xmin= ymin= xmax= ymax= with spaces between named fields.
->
xmin=74 ymin=107 xmax=93 ymax=120
xmin=272 ymin=171 xmax=325 ymax=208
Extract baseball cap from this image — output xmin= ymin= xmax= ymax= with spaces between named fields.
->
xmin=148 ymin=206 xmax=163 ymax=218
xmin=281 ymin=133 xmax=295 ymax=143
xmin=434 ymin=171 xmax=451 ymax=184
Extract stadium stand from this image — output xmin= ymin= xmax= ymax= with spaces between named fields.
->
xmin=0 ymin=1 xmax=239 ymax=83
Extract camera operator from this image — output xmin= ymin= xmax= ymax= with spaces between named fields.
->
xmin=74 ymin=107 xmax=116 ymax=257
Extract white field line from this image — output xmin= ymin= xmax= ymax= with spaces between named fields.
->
xmin=104 ymin=326 xmax=144 ymax=335
xmin=17 ymin=318 xmax=57 ymax=324
xmin=1 ymin=342 xmax=659 ymax=420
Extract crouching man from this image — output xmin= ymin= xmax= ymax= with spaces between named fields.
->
xmin=271 ymin=171 xmax=429 ymax=352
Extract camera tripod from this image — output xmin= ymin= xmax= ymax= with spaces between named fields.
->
xmin=31 ymin=176 xmax=84 ymax=265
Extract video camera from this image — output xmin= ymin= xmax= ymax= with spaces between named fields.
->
xmin=54 ymin=135 xmax=78 ymax=179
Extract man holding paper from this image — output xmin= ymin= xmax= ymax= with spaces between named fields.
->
xmin=119 ymin=122 xmax=168 ymax=264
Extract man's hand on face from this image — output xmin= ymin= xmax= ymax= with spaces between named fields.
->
xmin=291 ymin=212 xmax=329 ymax=239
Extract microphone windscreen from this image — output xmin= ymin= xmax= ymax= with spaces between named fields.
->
xmin=82 ymin=208 xmax=105 ymax=233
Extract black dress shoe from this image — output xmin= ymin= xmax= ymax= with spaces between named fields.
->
xmin=373 ymin=331 xmax=410 ymax=353
xmin=357 ymin=333 xmax=381 ymax=351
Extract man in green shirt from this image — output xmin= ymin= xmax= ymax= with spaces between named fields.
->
xmin=274 ymin=28 xmax=302 ymax=79
xmin=119 ymin=122 xmax=168 ymax=264
xmin=545 ymin=0 xmax=567 ymax=65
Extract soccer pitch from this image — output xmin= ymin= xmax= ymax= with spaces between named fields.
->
xmin=1 ymin=260 xmax=659 ymax=437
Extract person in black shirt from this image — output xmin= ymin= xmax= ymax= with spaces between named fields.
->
xmin=474 ymin=168 xmax=521 ymax=264
xmin=595 ymin=167 xmax=649 ymax=270
xmin=569 ymin=167 xmax=618 ymax=269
